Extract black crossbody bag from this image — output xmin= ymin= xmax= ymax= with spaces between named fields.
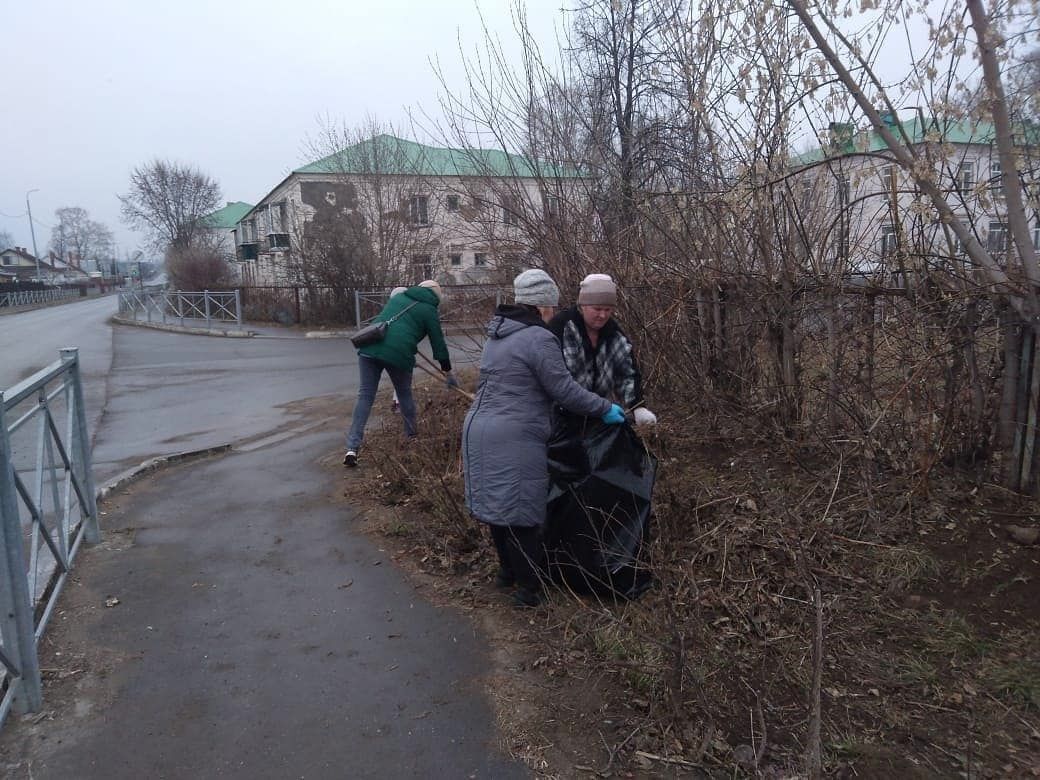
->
xmin=350 ymin=301 xmax=419 ymax=349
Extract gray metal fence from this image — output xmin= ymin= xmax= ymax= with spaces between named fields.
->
xmin=118 ymin=289 xmax=243 ymax=329
xmin=0 ymin=348 xmax=99 ymax=727
xmin=0 ymin=289 xmax=77 ymax=308
xmin=353 ymin=285 xmax=505 ymax=328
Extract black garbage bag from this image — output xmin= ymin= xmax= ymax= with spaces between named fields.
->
xmin=544 ymin=416 xmax=656 ymax=599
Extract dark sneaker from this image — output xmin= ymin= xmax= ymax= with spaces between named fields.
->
xmin=343 ymin=451 xmax=358 ymax=467
xmin=494 ymin=568 xmax=516 ymax=589
xmin=511 ymin=588 xmax=542 ymax=608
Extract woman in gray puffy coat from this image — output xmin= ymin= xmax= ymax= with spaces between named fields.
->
xmin=462 ymin=269 xmax=625 ymax=607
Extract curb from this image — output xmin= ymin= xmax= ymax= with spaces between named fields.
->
xmin=96 ymin=444 xmax=233 ymax=503
xmin=111 ymin=316 xmax=256 ymax=338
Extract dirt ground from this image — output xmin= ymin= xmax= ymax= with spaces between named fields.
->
xmin=334 ymin=373 xmax=1040 ymax=779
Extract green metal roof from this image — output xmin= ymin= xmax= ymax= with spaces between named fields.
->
xmin=202 ymin=201 xmax=255 ymax=229
xmin=294 ymin=134 xmax=584 ymax=178
xmin=791 ymin=117 xmax=1002 ymax=166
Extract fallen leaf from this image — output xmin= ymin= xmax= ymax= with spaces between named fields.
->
xmin=1005 ymin=525 xmax=1039 ymax=545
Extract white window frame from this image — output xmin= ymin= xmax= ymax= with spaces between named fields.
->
xmin=987 ymin=221 xmax=1009 ymax=253
xmin=474 ymin=252 xmax=488 ymax=267
xmin=409 ymin=195 xmax=429 ymax=226
xmin=837 ymin=173 xmax=850 ymax=207
xmin=989 ymin=159 xmax=1003 ymax=193
xmin=958 ymin=160 xmax=975 ymax=193
xmin=880 ymin=164 xmax=897 ymax=193
xmin=880 ymin=225 xmax=898 ymax=255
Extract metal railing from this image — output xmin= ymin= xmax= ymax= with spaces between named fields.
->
xmin=118 ymin=289 xmax=243 ymax=329
xmin=353 ymin=285 xmax=505 ymax=328
xmin=0 ymin=288 xmax=76 ymax=308
xmin=0 ymin=348 xmax=99 ymax=727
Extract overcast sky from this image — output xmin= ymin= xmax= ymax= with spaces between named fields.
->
xmin=1 ymin=0 xmax=565 ymax=258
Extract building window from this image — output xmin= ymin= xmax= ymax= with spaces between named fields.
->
xmin=880 ymin=225 xmax=898 ymax=255
xmin=474 ymin=252 xmax=488 ymax=267
xmin=545 ymin=195 xmax=562 ymax=218
xmin=409 ymin=195 xmax=429 ymax=226
xmin=987 ymin=221 xmax=1009 ymax=253
xmin=412 ymin=253 xmax=432 ymax=279
xmin=958 ymin=160 xmax=975 ymax=193
xmin=449 ymin=253 xmax=462 ymax=267
xmin=836 ymin=174 xmax=850 ymax=207
xmin=989 ymin=159 xmax=1003 ymax=193
xmin=880 ymin=164 xmax=897 ymax=193
xmin=1034 ymin=223 xmax=1040 ymax=251
xmin=445 ymin=194 xmax=460 ymax=212
xmin=268 ymin=234 xmax=290 ymax=250
xmin=502 ymin=196 xmax=520 ymax=226
xmin=837 ymin=231 xmax=850 ymax=260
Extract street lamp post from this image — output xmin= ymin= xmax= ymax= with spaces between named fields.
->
xmin=25 ymin=189 xmax=41 ymax=282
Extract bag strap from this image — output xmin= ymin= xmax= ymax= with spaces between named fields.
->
xmin=385 ymin=300 xmax=419 ymax=324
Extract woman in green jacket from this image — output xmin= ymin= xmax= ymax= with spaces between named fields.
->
xmin=344 ymin=280 xmax=453 ymax=466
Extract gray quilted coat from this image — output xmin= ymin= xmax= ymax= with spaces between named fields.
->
xmin=462 ymin=306 xmax=612 ymax=527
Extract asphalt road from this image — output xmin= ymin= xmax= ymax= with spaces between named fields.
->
xmin=1 ymin=306 xmax=523 ymax=778
xmin=0 ymin=295 xmax=118 ymax=446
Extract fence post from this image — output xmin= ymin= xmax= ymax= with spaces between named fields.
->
xmin=60 ymin=348 xmax=100 ymax=544
xmin=235 ymin=288 xmax=242 ymax=328
xmin=161 ymin=289 xmax=168 ymax=325
xmin=354 ymin=289 xmax=361 ymax=329
xmin=204 ymin=290 xmax=211 ymax=329
xmin=0 ymin=392 xmax=44 ymax=714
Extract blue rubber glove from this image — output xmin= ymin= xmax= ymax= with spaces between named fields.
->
xmin=601 ymin=403 xmax=625 ymax=425
xmin=445 ymin=373 xmax=460 ymax=389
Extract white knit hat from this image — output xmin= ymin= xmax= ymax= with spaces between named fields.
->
xmin=513 ymin=269 xmax=560 ymax=306
xmin=418 ymin=279 xmax=442 ymax=299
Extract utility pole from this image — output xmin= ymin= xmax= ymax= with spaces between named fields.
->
xmin=25 ymin=189 xmax=41 ymax=282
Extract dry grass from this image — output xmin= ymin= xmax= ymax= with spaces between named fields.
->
xmin=337 ymin=360 xmax=1040 ymax=777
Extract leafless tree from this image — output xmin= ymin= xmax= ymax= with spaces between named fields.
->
xmin=0 ymin=228 xmax=13 ymax=251
xmin=119 ymin=160 xmax=222 ymax=253
xmin=298 ymin=117 xmax=445 ymax=287
xmin=48 ymin=206 xmax=115 ymax=271
xmin=166 ymin=243 xmax=233 ymax=290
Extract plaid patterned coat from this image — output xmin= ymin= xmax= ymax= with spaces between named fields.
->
xmin=547 ymin=306 xmax=644 ymax=410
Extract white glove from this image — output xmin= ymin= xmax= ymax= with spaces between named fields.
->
xmin=633 ymin=407 xmax=657 ymax=426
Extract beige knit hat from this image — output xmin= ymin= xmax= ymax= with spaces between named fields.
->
xmin=577 ymin=273 xmax=617 ymax=306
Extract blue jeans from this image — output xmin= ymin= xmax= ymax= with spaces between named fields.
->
xmin=346 ymin=355 xmax=416 ymax=451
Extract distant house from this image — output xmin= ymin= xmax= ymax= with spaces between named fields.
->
xmin=790 ymin=113 xmax=1039 ymax=278
xmin=233 ymin=134 xmax=586 ymax=287
xmin=47 ymin=252 xmax=91 ymax=284
xmin=0 ymin=247 xmax=58 ymax=282
xmin=201 ymin=201 xmax=254 ymax=261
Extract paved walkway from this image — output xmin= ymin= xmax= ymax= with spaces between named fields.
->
xmin=0 ymin=426 xmax=528 ymax=779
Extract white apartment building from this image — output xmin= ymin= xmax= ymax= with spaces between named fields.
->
xmin=234 ymin=135 xmax=585 ymax=287
xmin=792 ymin=113 xmax=1039 ymax=279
